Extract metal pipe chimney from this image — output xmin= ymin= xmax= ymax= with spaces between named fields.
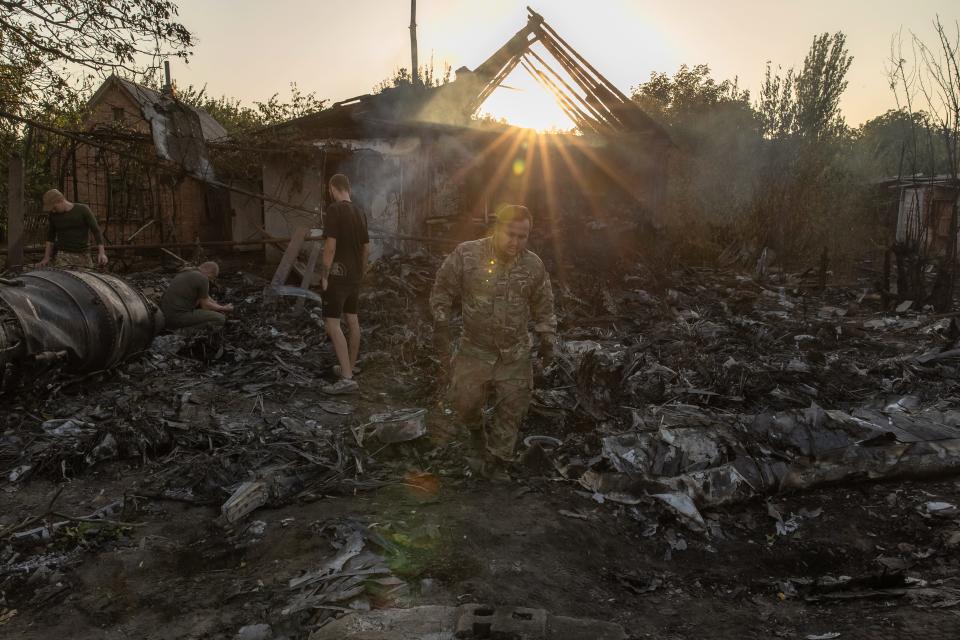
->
xmin=163 ymin=60 xmax=172 ymax=94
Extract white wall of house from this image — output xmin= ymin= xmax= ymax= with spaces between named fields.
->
xmin=896 ymin=187 xmax=927 ymax=244
xmin=260 ymin=137 xmax=435 ymax=262
xmin=262 ymin=158 xmax=325 ymax=261
xmin=229 ymin=182 xmax=264 ymax=252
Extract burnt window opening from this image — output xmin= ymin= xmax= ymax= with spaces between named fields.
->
xmin=112 ymin=107 xmax=125 ymax=123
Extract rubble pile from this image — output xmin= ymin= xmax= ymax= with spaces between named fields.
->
xmin=1 ymin=255 xmax=960 ymax=637
xmin=0 ymin=267 xmax=386 ymax=615
xmin=525 ymin=264 xmax=960 ymax=517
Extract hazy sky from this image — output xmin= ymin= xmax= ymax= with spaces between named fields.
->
xmin=171 ymin=0 xmax=958 ymax=130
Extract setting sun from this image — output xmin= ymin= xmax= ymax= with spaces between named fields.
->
xmin=478 ymin=67 xmax=578 ymax=132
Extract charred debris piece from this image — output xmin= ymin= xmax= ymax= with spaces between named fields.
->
xmin=0 ymin=269 xmax=163 ymax=385
xmin=523 ymin=262 xmax=960 ymax=522
xmin=0 ymin=266 xmax=381 ymax=490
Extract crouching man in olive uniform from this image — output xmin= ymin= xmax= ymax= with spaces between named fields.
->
xmin=430 ymin=205 xmax=557 ymax=481
xmin=160 ymin=261 xmax=233 ymax=330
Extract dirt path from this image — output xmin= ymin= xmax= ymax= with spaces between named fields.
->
xmin=5 ymin=464 xmax=960 ymax=639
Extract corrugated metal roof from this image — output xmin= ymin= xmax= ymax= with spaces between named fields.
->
xmin=89 ymin=76 xmax=227 ymax=180
xmin=93 ymin=76 xmax=228 ymax=142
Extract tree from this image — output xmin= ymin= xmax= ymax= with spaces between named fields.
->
xmin=759 ymin=33 xmax=853 ymax=140
xmin=373 ymin=56 xmax=452 ymax=93
xmin=795 ymin=32 xmax=854 ymax=139
xmin=176 ymin=83 xmax=328 ymax=137
xmin=855 ymin=109 xmax=948 ymax=178
xmin=632 ymin=64 xmax=750 ymax=122
xmin=745 ymin=33 xmax=861 ymax=269
xmin=0 ymin=0 xmax=192 ymax=118
xmin=888 ymin=17 xmax=960 ymax=310
xmin=629 ymin=65 xmax=764 ymax=264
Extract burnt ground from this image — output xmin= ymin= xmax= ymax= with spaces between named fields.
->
xmin=2 ymin=254 xmax=960 ymax=639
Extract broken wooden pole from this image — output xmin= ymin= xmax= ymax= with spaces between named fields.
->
xmin=519 ymin=57 xmax=596 ymax=133
xmin=530 ymin=7 xmax=633 ymax=104
xmin=410 ymin=0 xmax=419 ymax=86
xmin=6 ymin=153 xmax=25 ymax=270
xmin=221 ymin=481 xmax=269 ymax=523
xmin=265 ymin=227 xmax=309 ymax=302
xmin=295 ymin=240 xmax=322 ymax=313
xmin=526 ymin=48 xmax=611 ymax=128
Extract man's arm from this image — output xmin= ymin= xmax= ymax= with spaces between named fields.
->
xmin=40 ymin=217 xmax=56 ymax=265
xmin=199 ymin=296 xmax=234 ymax=313
xmin=84 ymin=207 xmax=108 ymax=265
xmin=530 ymin=268 xmax=558 ymax=341
xmin=40 ymin=242 xmax=55 ymax=266
xmin=429 ymin=247 xmax=463 ymax=323
xmin=360 ymin=243 xmax=369 ymax=276
xmin=320 ymin=237 xmax=337 ymax=290
xmin=429 ymin=246 xmax=463 ymax=361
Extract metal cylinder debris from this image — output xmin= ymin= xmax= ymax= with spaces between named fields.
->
xmin=0 ymin=269 xmax=163 ymax=374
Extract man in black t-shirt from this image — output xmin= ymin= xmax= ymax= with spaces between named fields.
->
xmin=320 ymin=173 xmax=369 ymax=395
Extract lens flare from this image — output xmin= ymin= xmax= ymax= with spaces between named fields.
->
xmin=403 ymin=470 xmax=439 ymax=497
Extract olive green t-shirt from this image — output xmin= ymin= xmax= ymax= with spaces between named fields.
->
xmin=47 ymin=203 xmax=105 ymax=253
xmin=160 ymin=270 xmax=210 ymax=317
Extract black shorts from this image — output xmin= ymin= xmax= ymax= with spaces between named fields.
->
xmin=322 ymin=281 xmax=360 ymax=319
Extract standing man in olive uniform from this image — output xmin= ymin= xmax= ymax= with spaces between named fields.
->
xmin=430 ymin=205 xmax=557 ymax=481
xmin=38 ymin=189 xmax=108 ymax=268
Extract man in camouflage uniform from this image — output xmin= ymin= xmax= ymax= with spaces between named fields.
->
xmin=430 ymin=205 xmax=557 ymax=480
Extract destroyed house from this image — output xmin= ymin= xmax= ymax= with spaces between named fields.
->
xmin=260 ymin=9 xmax=671 ymax=260
xmin=42 ymin=76 xmax=261 ymax=250
xmin=880 ymin=175 xmax=960 ymax=253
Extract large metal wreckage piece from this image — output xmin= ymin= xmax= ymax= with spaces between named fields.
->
xmin=0 ymin=269 xmax=163 ymax=381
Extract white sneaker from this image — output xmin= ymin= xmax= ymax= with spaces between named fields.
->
xmin=322 ymin=377 xmax=359 ymax=395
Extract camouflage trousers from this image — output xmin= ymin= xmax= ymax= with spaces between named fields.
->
xmin=448 ymin=347 xmax=532 ymax=463
xmin=53 ymin=252 xmax=93 ymax=268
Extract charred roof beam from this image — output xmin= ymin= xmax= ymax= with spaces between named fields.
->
xmin=460 ymin=7 xmax=666 ymax=140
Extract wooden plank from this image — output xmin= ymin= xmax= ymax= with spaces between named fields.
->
xmin=6 ymin=153 xmax=25 ymax=270
xmin=295 ymin=240 xmax=322 ymax=312
xmin=268 ymin=226 xmax=309 ymax=294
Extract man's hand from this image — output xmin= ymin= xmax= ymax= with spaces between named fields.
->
xmin=97 ymin=250 xmax=108 ymax=266
xmin=537 ymin=334 xmax=556 ymax=370
xmin=38 ymin=256 xmax=51 ymax=267
xmin=433 ymin=322 xmax=451 ymax=360
xmin=222 ymin=303 xmax=235 ymax=313
xmin=321 ymin=276 xmax=329 ymax=292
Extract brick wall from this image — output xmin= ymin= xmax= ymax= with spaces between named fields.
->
xmin=56 ymin=84 xmax=221 ymax=247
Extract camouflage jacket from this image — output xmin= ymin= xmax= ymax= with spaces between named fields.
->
xmin=430 ymin=236 xmax=557 ymax=361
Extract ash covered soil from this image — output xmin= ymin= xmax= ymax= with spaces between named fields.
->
xmin=2 ymin=254 xmax=960 ymax=639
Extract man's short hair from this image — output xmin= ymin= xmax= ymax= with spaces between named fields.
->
xmin=495 ymin=204 xmax=533 ymax=228
xmin=199 ymin=261 xmax=219 ymax=277
xmin=42 ymin=189 xmax=66 ymax=211
xmin=329 ymin=173 xmax=351 ymax=194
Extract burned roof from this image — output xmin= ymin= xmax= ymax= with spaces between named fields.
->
xmin=268 ymin=10 xmax=670 ymax=146
xmin=88 ymin=75 xmax=227 ymax=181
xmin=266 ymin=82 xmax=488 ymax=140
xmin=90 ymin=76 xmax=228 ymax=142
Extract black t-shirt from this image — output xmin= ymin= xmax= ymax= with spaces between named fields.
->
xmin=323 ymin=201 xmax=369 ymax=284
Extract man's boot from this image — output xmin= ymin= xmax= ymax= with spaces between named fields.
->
xmin=463 ymin=427 xmax=486 ymax=476
xmin=481 ymin=457 xmax=512 ymax=484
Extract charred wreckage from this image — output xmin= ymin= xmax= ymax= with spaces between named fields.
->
xmin=0 ymin=269 xmax=162 ymax=386
xmin=3 ymin=8 xmax=960 ymax=640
